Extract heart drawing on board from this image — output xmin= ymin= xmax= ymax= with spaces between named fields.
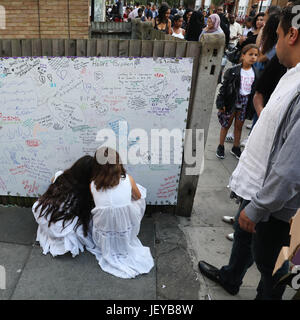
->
xmin=56 ymin=69 xmax=67 ymax=80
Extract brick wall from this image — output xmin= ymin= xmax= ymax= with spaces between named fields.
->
xmin=0 ymin=0 xmax=90 ymax=39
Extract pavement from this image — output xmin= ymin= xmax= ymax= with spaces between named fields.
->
xmin=0 ymin=90 xmax=297 ymax=300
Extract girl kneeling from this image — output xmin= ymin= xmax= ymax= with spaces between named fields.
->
xmin=89 ymin=147 xmax=154 ymax=279
xmin=32 ymin=155 xmax=95 ymax=257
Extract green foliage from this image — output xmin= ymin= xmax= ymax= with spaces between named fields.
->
xmin=211 ymin=0 xmax=224 ymax=7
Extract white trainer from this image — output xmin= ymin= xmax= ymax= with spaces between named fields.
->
xmin=240 ymin=137 xmax=248 ymax=147
xmin=222 ymin=216 xmax=235 ymax=224
xmin=226 ymin=233 xmax=234 ymax=241
xmin=225 ymin=132 xmax=234 ymax=143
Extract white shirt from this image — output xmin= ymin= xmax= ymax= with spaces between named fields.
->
xmin=229 ymin=62 xmax=300 ymax=200
xmin=172 ymin=28 xmax=185 ymax=39
xmin=240 ymin=68 xmax=255 ymax=95
xmin=129 ymin=7 xmax=139 ymax=19
xmin=229 ymin=22 xmax=243 ymax=46
xmin=243 ymin=27 xmax=253 ymax=37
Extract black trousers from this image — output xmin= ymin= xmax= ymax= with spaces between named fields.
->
xmin=253 ymin=216 xmax=291 ymax=300
xmin=219 ymin=199 xmax=293 ymax=300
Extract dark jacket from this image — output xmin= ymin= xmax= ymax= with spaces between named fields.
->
xmin=216 ymin=64 xmax=258 ymax=120
xmin=218 ymin=13 xmax=230 ymax=48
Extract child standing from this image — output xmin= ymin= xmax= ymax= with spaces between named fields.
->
xmin=171 ymin=14 xmax=185 ymax=39
xmin=216 ymin=44 xmax=259 ymax=159
xmin=32 ymin=155 xmax=96 ymax=257
xmin=88 ymin=147 xmax=154 ymax=279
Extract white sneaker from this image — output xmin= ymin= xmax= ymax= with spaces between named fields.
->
xmin=246 ymin=124 xmax=252 ymax=130
xmin=240 ymin=137 xmax=248 ymax=147
xmin=222 ymin=216 xmax=235 ymax=224
xmin=225 ymin=132 xmax=234 ymax=143
xmin=226 ymin=233 xmax=234 ymax=241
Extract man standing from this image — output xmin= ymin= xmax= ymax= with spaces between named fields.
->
xmin=228 ymin=14 xmax=243 ymax=50
xmin=217 ymin=5 xmax=230 ymax=48
xmin=199 ymin=2 xmax=300 ymax=300
xmin=151 ymin=4 xmax=158 ymax=19
xmin=128 ymin=2 xmax=140 ymax=20
xmin=144 ymin=3 xmax=153 ymax=21
xmin=249 ymin=4 xmax=258 ymax=17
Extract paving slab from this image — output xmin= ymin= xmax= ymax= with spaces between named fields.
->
xmin=152 ymin=212 xmax=200 ymax=300
xmin=197 ymin=159 xmax=231 ymax=188
xmin=0 ymin=206 xmax=37 ymax=245
xmin=208 ymin=287 xmax=257 ymax=300
xmin=0 ymin=243 xmax=32 ymax=300
xmin=208 ymin=286 xmax=297 ymax=300
xmin=192 ymin=186 xmax=240 ymax=227
xmin=11 ymin=217 xmax=156 ymax=300
xmin=178 ymin=225 xmax=262 ymax=290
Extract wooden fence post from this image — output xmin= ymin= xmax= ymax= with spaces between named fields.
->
xmin=175 ymin=33 xmax=225 ymax=217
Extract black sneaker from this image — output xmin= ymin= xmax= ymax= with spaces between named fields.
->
xmin=216 ymin=144 xmax=225 ymax=159
xmin=230 ymin=146 xmax=241 ymax=159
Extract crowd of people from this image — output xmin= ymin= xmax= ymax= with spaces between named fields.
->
xmin=30 ymin=1 xmax=300 ymax=299
xmin=201 ymin=0 xmax=300 ymax=300
xmin=105 ymin=2 xmax=239 ymax=42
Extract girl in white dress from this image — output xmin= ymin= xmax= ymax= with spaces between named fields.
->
xmin=32 ymin=155 xmax=96 ymax=258
xmin=88 ymin=147 xmax=154 ymax=279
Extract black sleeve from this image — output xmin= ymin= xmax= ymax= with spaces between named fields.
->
xmin=241 ymin=33 xmax=257 ymax=48
xmin=216 ymin=68 xmax=231 ymax=109
xmin=255 ymin=55 xmax=287 ymax=103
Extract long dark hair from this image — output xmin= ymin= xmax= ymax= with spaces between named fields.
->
xmin=252 ymin=12 xmax=265 ymax=30
xmin=92 ymin=147 xmax=126 ymax=191
xmin=261 ymin=13 xmax=280 ymax=55
xmin=34 ymin=155 xmax=94 ymax=237
xmin=185 ymin=11 xmax=205 ymax=41
xmin=156 ymin=2 xmax=170 ymax=24
xmin=183 ymin=8 xmax=193 ymax=23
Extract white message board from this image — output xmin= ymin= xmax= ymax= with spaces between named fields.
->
xmin=0 ymin=57 xmax=193 ymax=204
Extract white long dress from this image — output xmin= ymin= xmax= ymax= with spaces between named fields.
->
xmin=32 ymin=171 xmax=96 ymax=258
xmin=88 ymin=175 xmax=154 ymax=279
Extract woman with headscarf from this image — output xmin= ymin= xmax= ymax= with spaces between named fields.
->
xmin=199 ymin=13 xmax=224 ymax=39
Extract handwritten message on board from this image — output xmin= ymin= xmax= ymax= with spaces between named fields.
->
xmin=0 ymin=57 xmax=193 ymax=204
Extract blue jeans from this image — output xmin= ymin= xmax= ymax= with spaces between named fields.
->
xmin=219 ymin=199 xmax=253 ymax=291
xmin=218 ymin=200 xmax=291 ymax=298
xmin=251 ymin=112 xmax=258 ymax=130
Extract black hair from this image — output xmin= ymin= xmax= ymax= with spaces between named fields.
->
xmin=252 ymin=12 xmax=265 ymax=30
xmin=267 ymin=5 xmax=281 ymax=16
xmin=261 ymin=12 xmax=281 ymax=54
xmin=280 ymin=1 xmax=300 ymax=35
xmin=34 ymin=155 xmax=95 ymax=237
xmin=183 ymin=8 xmax=193 ymax=23
xmin=157 ymin=2 xmax=170 ymax=24
xmin=138 ymin=8 xmax=143 ymax=14
xmin=245 ymin=16 xmax=253 ymax=23
xmin=173 ymin=14 xmax=183 ymax=23
xmin=185 ymin=11 xmax=205 ymax=41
